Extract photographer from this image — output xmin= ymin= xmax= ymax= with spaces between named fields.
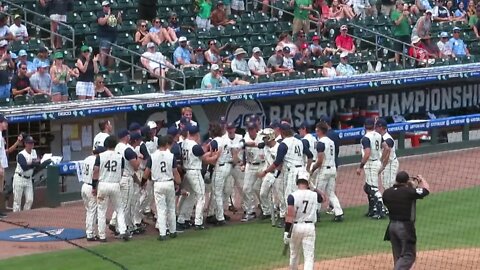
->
xmin=383 ymin=171 xmax=430 ymax=270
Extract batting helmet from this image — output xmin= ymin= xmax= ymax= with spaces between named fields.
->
xmin=260 ymin=128 xmax=276 ymax=141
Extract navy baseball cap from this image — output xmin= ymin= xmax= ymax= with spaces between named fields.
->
xmin=319 ymin=115 xmax=331 ymax=125
xmin=117 ymin=129 xmax=130 ymax=139
xmin=226 ymin=122 xmax=236 ymax=129
xmin=93 ymin=146 xmax=106 ymax=154
xmin=24 ymin=136 xmax=35 ymax=144
xmin=180 ymin=117 xmax=189 ymax=124
xmin=188 ymin=124 xmax=200 ymax=134
xmin=130 ymin=132 xmax=142 ymax=141
xmin=0 ymin=113 xmax=7 ymax=122
xmin=269 ymin=121 xmax=279 ymax=129
xmin=298 ymin=121 xmax=310 ymax=129
xmin=129 ymin=122 xmax=142 ymax=131
xmin=167 ymin=125 xmax=179 ymax=136
xmin=376 ymin=118 xmax=388 ymax=128
xmin=246 ymin=122 xmax=257 ymax=130
xmin=279 ymin=122 xmax=291 ymax=131
xmin=364 ymin=118 xmax=375 ymax=128
xmin=140 ymin=126 xmax=151 ymax=136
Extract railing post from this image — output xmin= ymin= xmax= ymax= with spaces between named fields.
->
xmin=462 ymin=123 xmax=470 ymax=141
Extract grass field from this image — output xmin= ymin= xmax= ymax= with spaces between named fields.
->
xmin=1 ymin=186 xmax=479 ymax=270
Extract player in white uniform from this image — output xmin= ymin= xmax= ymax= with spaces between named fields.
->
xmin=241 ymin=121 xmax=265 ymax=221
xmin=93 ymin=120 xmax=112 ymax=149
xmin=81 ymin=146 xmax=106 ymax=241
xmin=177 ymin=125 xmax=219 ymax=230
xmin=356 ymin=118 xmax=385 ymax=219
xmin=12 ymin=136 xmax=38 ymax=212
xmin=310 ymin=122 xmax=344 ymax=222
xmin=298 ymin=121 xmax=317 ymax=172
xmin=109 ymin=130 xmax=140 ymax=234
xmin=92 ymin=135 xmax=129 ymax=241
xmin=376 ymin=118 xmax=399 ymax=190
xmin=284 ymin=172 xmax=325 ymax=270
xmin=141 ymin=121 xmax=159 ymax=218
xmin=143 ymin=135 xmax=182 ymax=240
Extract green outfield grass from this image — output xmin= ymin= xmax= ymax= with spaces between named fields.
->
xmin=1 ymin=186 xmax=479 ymax=270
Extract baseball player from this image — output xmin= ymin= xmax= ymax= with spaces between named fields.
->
xmin=177 ymin=125 xmax=219 ymax=230
xmin=376 ymin=118 xmax=399 ymax=190
xmin=143 ymin=135 xmax=182 ymax=241
xmin=310 ymin=122 xmax=344 ymax=222
xmin=81 ymin=146 xmax=106 ymax=241
xmin=356 ymin=118 xmax=385 ymax=219
xmin=131 ymin=128 xmax=151 ymax=233
xmin=284 ymin=172 xmax=325 ymax=270
xmin=93 ymin=120 xmax=113 ymax=149
xmin=222 ymin=122 xmax=245 ymax=214
xmin=92 ymin=135 xmax=129 ymax=241
xmin=298 ymin=121 xmax=317 ymax=172
xmin=109 ymin=130 xmax=140 ymax=234
xmin=241 ymin=121 xmax=265 ymax=222
xmin=139 ymin=123 xmax=158 ymax=220
xmin=12 ymin=136 xmax=38 ymax=212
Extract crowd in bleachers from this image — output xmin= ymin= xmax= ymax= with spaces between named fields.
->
xmin=0 ymin=0 xmax=478 ymax=103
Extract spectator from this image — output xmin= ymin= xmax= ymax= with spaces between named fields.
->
xmin=415 ymin=0 xmax=432 ymax=13
xmin=278 ymin=32 xmax=298 ymax=56
xmin=219 ymin=68 xmax=250 ymax=86
xmin=293 ymin=43 xmax=312 ymax=72
xmin=135 ymin=20 xmax=161 ymax=46
xmin=248 ymin=47 xmax=270 ymax=76
xmin=432 ymin=0 xmax=451 ymax=21
xmin=321 ymin=57 xmax=338 ymax=77
xmin=411 ymin=10 xmax=432 ymax=39
xmin=330 ymin=0 xmax=355 ymax=19
xmin=141 ymin=42 xmax=175 ymax=92
xmin=449 ymin=27 xmax=470 ymax=57
xmin=310 ymin=0 xmax=330 ymax=34
xmin=97 ymin=1 xmax=122 ymax=68
xmin=29 ymin=62 xmax=52 ymax=96
xmin=231 ymin=0 xmax=245 ymax=15
xmin=201 ymin=64 xmax=222 ymax=89
xmin=175 ymin=107 xmax=198 ymax=127
xmin=0 ymin=40 xmax=13 ymax=99
xmin=291 ymin=0 xmax=313 ymax=35
xmin=282 ymin=47 xmax=295 ymax=71
xmin=0 ymin=14 xmax=13 ymax=42
xmin=192 ymin=46 xmax=206 ymax=65
xmin=352 ymin=0 xmax=376 ymax=18
xmin=446 ymin=0 xmax=454 ymax=16
xmin=211 ymin=2 xmax=235 ymax=27
xmin=294 ymin=31 xmax=308 ymax=51
xmin=16 ymin=50 xmax=35 ymax=77
xmin=335 ymin=25 xmax=356 ymax=54
xmin=32 ymin=47 xmax=50 ymax=70
xmin=173 ymin=37 xmax=198 ymax=67
xmin=150 ymin=17 xmax=177 ymax=45
xmin=138 ymin=0 xmax=158 ymax=21
xmin=94 ymin=75 xmax=113 ymax=98
xmin=381 ymin=0 xmax=396 ymax=15
xmin=472 ymin=6 xmax=480 ymax=38
xmin=47 ymin=0 xmax=73 ymax=49
xmin=336 ymin=52 xmax=357 ymax=76
xmin=391 ymin=1 xmax=412 ymax=63
xmin=267 ymin=46 xmax=290 ymax=73
xmin=9 ymin=15 xmax=29 ymax=42
xmin=437 ymin=31 xmax=453 ymax=58
xmin=422 ymin=35 xmax=440 ymax=58
xmin=204 ymin=40 xmax=225 ymax=65
xmin=50 ymin=51 xmax=71 ymax=102
xmin=466 ymin=0 xmax=476 ymax=19
xmin=76 ymin=45 xmax=99 ymax=100
xmin=196 ymin=0 xmax=212 ymax=30
xmin=223 ymin=0 xmax=232 ymax=15
xmin=11 ymin=63 xmax=33 ymax=97
xmin=231 ymin=48 xmax=251 ymax=78
xmin=409 ymin=36 xmax=434 ymax=66
xmin=310 ymin=35 xmax=323 ymax=56
xmin=454 ymin=2 xmax=467 ymax=21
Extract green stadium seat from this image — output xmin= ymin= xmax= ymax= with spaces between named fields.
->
xmin=235 ymin=37 xmax=252 ymax=48
xmin=122 ymin=84 xmax=140 ymax=95
xmin=109 ymin=87 xmax=123 ymax=96
xmin=224 ymin=25 xmax=241 ymax=37
xmin=33 ymin=94 xmax=52 ymax=104
xmin=80 ymin=12 xmax=97 ymax=24
xmin=257 ymin=74 xmax=273 ymax=83
xmin=118 ymin=21 xmax=136 ymax=33
xmin=240 ymin=13 xmax=254 ymax=24
xmin=238 ymin=24 xmax=254 ymax=35
xmin=0 ymin=97 xmax=12 ymax=107
xmin=253 ymin=12 xmax=269 ymax=24
xmin=210 ymin=26 xmax=225 ymax=38
xmin=273 ymin=72 xmax=288 ymax=81
xmin=124 ymin=9 xmax=139 ymax=21
xmin=107 ymin=73 xmax=129 ymax=87
xmin=305 ymin=69 xmax=318 ymax=79
xmin=138 ymin=84 xmax=156 ymax=94
xmin=116 ymin=33 xmax=135 ymax=46
xmin=252 ymin=24 xmax=268 ymax=35
xmin=74 ymin=24 xmax=92 ymax=36
xmin=67 ymin=12 xmax=83 ymax=24
xmin=116 ymin=0 xmax=135 ymax=9
xmin=14 ymin=95 xmax=33 ymax=106
xmin=250 ymin=36 xmax=267 ymax=47
xmin=27 ymin=39 xmax=46 ymax=52
xmin=74 ymin=1 xmax=87 ymax=12
xmin=85 ymin=35 xmax=98 ymax=46
xmin=289 ymin=71 xmax=305 ymax=80
xmin=10 ymin=40 xmax=27 ymax=53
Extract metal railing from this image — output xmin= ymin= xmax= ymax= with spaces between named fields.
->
xmin=2 ymin=0 xmax=76 ymax=56
xmin=107 ymin=41 xmax=187 ymax=90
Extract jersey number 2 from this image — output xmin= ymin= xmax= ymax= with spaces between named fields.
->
xmin=160 ymin=161 xmax=167 ymax=173
xmin=104 ymin=160 xmax=118 ymax=172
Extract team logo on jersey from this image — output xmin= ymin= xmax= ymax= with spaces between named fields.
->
xmin=225 ymin=100 xmax=265 ymax=129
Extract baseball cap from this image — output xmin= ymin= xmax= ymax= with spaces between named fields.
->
xmin=188 ymin=124 xmax=200 ymax=134
xmin=301 ymin=43 xmax=308 ymax=50
xmin=0 ymin=114 xmax=7 ymax=122
xmin=14 ymin=14 xmax=21 ymax=20
xmin=411 ymin=36 xmax=421 ymax=44
xmin=275 ymin=45 xmax=283 ymax=52
xmin=129 ymin=122 xmax=142 ymax=131
xmin=453 ymin=26 xmax=461 ymax=32
xmin=24 ymin=136 xmax=35 ymax=144
xmin=340 ymin=25 xmax=348 ymax=31
xmin=10 ymin=52 xmax=17 ymax=59
xmin=279 ymin=122 xmax=291 ymax=131
xmin=130 ymin=132 xmax=142 ymax=141
xmin=0 ymin=40 xmax=8 ymax=48
xmin=38 ymin=62 xmax=49 ymax=69
xmin=425 ymin=9 xmax=433 ymax=14
xmin=146 ymin=42 xmax=156 ymax=48
xmin=283 ymin=46 xmax=290 ymax=53
xmin=93 ymin=146 xmax=107 ymax=154
xmin=364 ymin=118 xmax=375 ymax=128
xmin=226 ymin=122 xmax=236 ymax=129
xmin=312 ymin=35 xmax=320 ymax=41
xmin=39 ymin=47 xmax=48 ymax=53
xmin=147 ymin=121 xmax=157 ymax=129
xmin=298 ymin=121 xmax=310 ymax=129
xmin=179 ymin=36 xmax=187 ymax=42
xmin=440 ymin=31 xmax=448 ymax=38
xmin=396 ymin=171 xmax=410 ymax=183
xmin=18 ymin=49 xmax=27 ymax=56
xmin=252 ymin=47 xmax=261 ymax=53
xmin=167 ymin=126 xmax=179 ymax=136
xmin=217 ymin=1 xmax=224 ymax=5
xmin=340 ymin=51 xmax=349 ymax=58
xmin=81 ymin=45 xmax=90 ymax=52
xmin=319 ymin=115 xmax=331 ymax=125
xmin=211 ymin=64 xmax=220 ymax=71
xmin=296 ymin=171 xmax=310 ymax=185
xmin=140 ymin=126 xmax=151 ymax=136
xmin=268 ymin=121 xmax=279 ymax=129
xmin=246 ymin=122 xmax=257 ymax=130
xmin=54 ymin=51 xmax=64 ymax=59
xmin=117 ymin=129 xmax=130 ymax=139
xmin=102 ymin=1 xmax=110 ymax=6
xmin=375 ymin=118 xmax=388 ymax=128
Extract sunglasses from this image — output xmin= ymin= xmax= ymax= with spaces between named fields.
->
xmin=155 ymin=21 xmax=160 ymax=23
xmin=103 ymin=5 xmax=110 ymax=7
xmin=141 ymin=24 xmax=147 ymax=27
xmin=97 ymin=81 xmax=104 ymax=84
xmin=20 ymin=67 xmax=27 ymax=70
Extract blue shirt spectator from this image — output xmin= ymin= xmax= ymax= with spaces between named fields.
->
xmin=448 ymin=28 xmax=469 ymax=57
xmin=173 ymin=37 xmax=192 ymax=66
xmin=201 ymin=64 xmax=221 ymax=89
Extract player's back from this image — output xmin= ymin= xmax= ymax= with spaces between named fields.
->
xmin=150 ymin=150 xmax=174 ymax=181
xmin=98 ymin=150 xmax=123 ymax=183
xmin=318 ymin=136 xmax=336 ymax=168
xmin=362 ymin=131 xmax=382 ymax=160
xmin=182 ymin=139 xmax=202 ymax=170
xmin=282 ymin=137 xmax=304 ymax=168
xmin=291 ymin=189 xmax=318 ymax=223
xmin=82 ymin=155 xmax=96 ymax=184
xmin=303 ymin=133 xmax=317 ymax=161
xmin=382 ymin=132 xmax=397 ymax=161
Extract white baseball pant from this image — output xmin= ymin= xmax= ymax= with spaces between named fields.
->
xmin=141 ymin=179 xmax=154 ymax=214
xmin=154 ymin=180 xmax=176 ymax=236
xmin=290 ymin=223 xmax=316 ymax=270
xmin=284 ymin=168 xmax=303 ymax=200
xmin=382 ymin=159 xmax=399 ymax=189
xmin=224 ymin=166 xmax=245 ymax=211
xmin=81 ymin=183 xmax=97 ymax=238
xmin=12 ymin=175 xmax=33 ymax=212
xmin=364 ymin=160 xmax=382 ymax=187
xmin=132 ymin=171 xmax=145 ymax=226
xmin=97 ymin=182 xmax=126 ymax=239
xmin=259 ymin=172 xmax=276 ymax=216
xmin=243 ymin=163 xmax=263 ymax=214
xmin=273 ymin=173 xmax=287 ymax=218
xmin=209 ymin=163 xmax=232 ymax=221
xmin=316 ymin=167 xmax=343 ymax=216
xmin=178 ymin=170 xmax=205 ymax=226
xmin=110 ymin=176 xmax=134 ymax=229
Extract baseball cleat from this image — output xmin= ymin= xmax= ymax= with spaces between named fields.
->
xmin=158 ymin=235 xmax=168 ymax=241
xmin=261 ymin=214 xmax=272 ymax=220
xmin=108 ymin=224 xmax=119 ymax=236
xmin=276 ymin=218 xmax=285 ymax=228
xmin=216 ymin=220 xmax=226 ymax=226
xmin=206 ymin=215 xmax=217 ymax=224
xmin=325 ymin=208 xmax=335 ymax=215
xmin=241 ymin=213 xmax=256 ymax=222
xmin=371 ymin=214 xmax=385 ymax=220
xmin=98 ymin=238 xmax=107 ymax=243
xmin=169 ymin=232 xmax=177 ymax=238
xmin=86 ymin=236 xmax=99 ymax=242
xmin=0 ymin=212 xmax=7 ymax=218
xmin=333 ymin=215 xmax=344 ymax=222
xmin=194 ymin=225 xmax=206 ymax=230
xmin=224 ymin=214 xmax=231 ymax=221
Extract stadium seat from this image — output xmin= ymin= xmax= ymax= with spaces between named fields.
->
xmin=253 ymin=12 xmax=270 ymax=24
xmin=138 ymin=84 xmax=156 ymax=94
xmin=116 ymin=0 xmax=135 ymax=9
xmin=305 ymin=69 xmax=318 ymax=79
xmin=252 ymin=24 xmax=268 ymax=35
xmin=33 ymin=94 xmax=52 ymax=104
xmin=257 ymin=74 xmax=273 ymax=83
xmin=0 ymin=97 xmax=11 ymax=107
xmin=73 ymin=1 xmax=87 ymax=12
xmin=224 ymin=25 xmax=241 ymax=37
xmin=121 ymin=84 xmax=140 ymax=95
xmin=80 ymin=12 xmax=97 ymax=24
xmin=13 ymin=95 xmax=33 ymax=106
xmin=273 ymin=72 xmax=288 ymax=81
xmin=109 ymin=87 xmax=123 ymax=96
xmin=289 ymin=71 xmax=305 ymax=80
xmin=107 ymin=73 xmax=129 ymax=87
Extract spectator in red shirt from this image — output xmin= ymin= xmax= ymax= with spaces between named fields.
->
xmin=409 ymin=36 xmax=435 ymax=66
xmin=335 ymin=25 xmax=356 ymax=53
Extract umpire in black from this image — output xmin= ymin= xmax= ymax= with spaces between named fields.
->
xmin=383 ymin=171 xmax=430 ymax=270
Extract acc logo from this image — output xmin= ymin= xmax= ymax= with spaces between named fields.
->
xmin=62 ymin=164 xmax=68 ymax=172
xmin=360 ymin=129 xmax=366 ymax=136
xmin=338 ymin=132 xmax=343 ymax=139
xmin=445 ymin=119 xmax=450 ymax=126
xmin=425 ymin=122 xmax=430 ymax=128
xmin=466 ymin=118 xmax=470 ymax=124
xmin=225 ymin=100 xmax=266 ymax=129
xmin=404 ymin=124 xmax=409 ymax=131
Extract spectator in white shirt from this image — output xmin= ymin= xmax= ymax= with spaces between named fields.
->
xmin=248 ymin=47 xmax=270 ymax=76
xmin=336 ymin=51 xmax=357 ymax=76
xmin=9 ymin=15 xmax=29 ymax=42
xmin=437 ymin=31 xmax=453 ymax=58
xmin=432 ymin=0 xmax=451 ymax=22
xmin=231 ymin=48 xmax=251 ymax=78
xmin=141 ymin=42 xmax=175 ymax=92
xmin=282 ymin=46 xmax=295 ymax=71
xmin=0 ymin=14 xmax=13 ymax=42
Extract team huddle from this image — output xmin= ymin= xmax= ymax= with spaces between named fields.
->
xmin=76 ymin=107 xmax=398 ymax=269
